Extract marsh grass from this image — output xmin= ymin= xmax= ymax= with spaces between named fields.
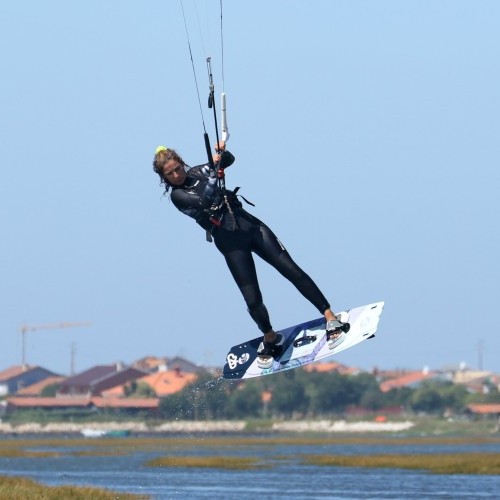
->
xmin=0 ymin=448 xmax=59 ymax=458
xmin=1 ymin=434 xmax=500 ymax=461
xmin=0 ymin=475 xmax=146 ymax=499
xmin=1 ymin=435 xmax=498 ymax=451
xmin=146 ymin=455 xmax=262 ymax=470
xmin=0 ymin=443 xmax=124 ymax=458
xmin=301 ymin=453 xmax=500 ymax=475
xmin=2 ymin=434 xmax=500 ymax=475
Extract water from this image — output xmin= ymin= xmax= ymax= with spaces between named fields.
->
xmin=1 ymin=436 xmax=500 ymax=499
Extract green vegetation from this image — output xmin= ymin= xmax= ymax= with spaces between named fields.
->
xmin=2 ymin=434 xmax=499 ymax=454
xmin=4 ymin=370 xmax=500 ymax=425
xmin=0 ymin=475 xmax=146 ymax=500
xmin=157 ymin=370 xmax=500 ymax=420
xmin=146 ymin=455 xmax=262 ymax=470
xmin=301 ymin=453 xmax=500 ymax=475
xmin=40 ymin=383 xmax=61 ymax=397
xmin=2 ymin=436 xmax=500 ymax=479
xmin=0 ymin=448 xmax=58 ymax=458
xmin=123 ymin=381 xmax=156 ymax=398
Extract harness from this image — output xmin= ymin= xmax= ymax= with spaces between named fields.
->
xmin=204 ymin=186 xmax=255 ymax=242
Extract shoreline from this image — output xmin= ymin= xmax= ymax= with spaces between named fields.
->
xmin=0 ymin=420 xmax=414 ymax=435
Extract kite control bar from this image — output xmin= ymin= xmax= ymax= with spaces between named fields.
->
xmin=205 ymin=57 xmax=229 ymax=185
xmin=206 ymin=58 xmax=221 ymax=155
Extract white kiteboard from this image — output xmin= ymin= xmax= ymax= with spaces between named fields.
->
xmin=222 ymin=301 xmax=384 ymax=379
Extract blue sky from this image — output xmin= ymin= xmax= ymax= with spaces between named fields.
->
xmin=1 ymin=1 xmax=499 ymax=376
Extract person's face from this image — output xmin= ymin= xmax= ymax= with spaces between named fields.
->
xmin=162 ymin=159 xmax=186 ymax=185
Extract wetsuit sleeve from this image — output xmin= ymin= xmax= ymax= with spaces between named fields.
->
xmin=219 ymin=150 xmax=235 ymax=169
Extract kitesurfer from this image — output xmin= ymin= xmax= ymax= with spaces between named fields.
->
xmin=153 ymin=143 xmax=347 ymax=359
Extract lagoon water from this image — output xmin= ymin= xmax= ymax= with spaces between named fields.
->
xmin=1 ymin=436 xmax=500 ymax=499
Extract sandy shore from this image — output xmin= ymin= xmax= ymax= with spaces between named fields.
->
xmin=0 ymin=420 xmax=414 ymax=434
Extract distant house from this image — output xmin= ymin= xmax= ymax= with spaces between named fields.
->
xmin=465 ymin=404 xmax=500 ymax=430
xmin=0 ymin=365 xmax=60 ymax=396
xmin=450 ymin=370 xmax=496 ymax=394
xmin=57 ymin=365 xmax=116 ymax=397
xmin=375 ymin=369 xmax=404 ymax=381
xmin=132 ymin=356 xmax=168 ymax=373
xmin=15 ymin=376 xmax=66 ymax=397
xmin=451 ymin=370 xmax=493 ymax=384
xmin=303 ymin=361 xmax=363 ymax=376
xmin=465 ymin=404 xmax=500 ymax=417
xmin=5 ymin=397 xmax=91 ymax=412
xmin=132 ymin=356 xmax=202 ymax=374
xmin=379 ymin=369 xmax=445 ymax=393
xmin=91 ymin=397 xmax=159 ymax=414
xmin=57 ymin=364 xmax=148 ymax=398
xmin=166 ymin=356 xmax=202 ymax=374
xmin=4 ymin=396 xmax=159 ymax=415
xmin=135 ymin=369 xmax=198 ymax=397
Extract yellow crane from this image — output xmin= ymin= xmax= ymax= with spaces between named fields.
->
xmin=18 ymin=321 xmax=91 ymax=370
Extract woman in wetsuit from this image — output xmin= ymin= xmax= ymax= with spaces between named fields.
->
xmin=152 ymin=143 xmax=346 ymax=361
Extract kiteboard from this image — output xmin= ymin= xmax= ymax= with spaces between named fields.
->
xmin=222 ymin=301 xmax=384 ymax=379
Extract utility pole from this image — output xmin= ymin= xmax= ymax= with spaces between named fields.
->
xmin=18 ymin=322 xmax=90 ymax=370
xmin=70 ymin=342 xmax=77 ymax=376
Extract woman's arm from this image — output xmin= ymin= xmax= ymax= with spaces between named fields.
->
xmin=213 ymin=141 xmax=235 ymax=169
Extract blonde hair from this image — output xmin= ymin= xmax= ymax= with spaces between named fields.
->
xmin=152 ymin=147 xmax=186 ymax=193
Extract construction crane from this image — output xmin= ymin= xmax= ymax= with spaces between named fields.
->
xmin=18 ymin=321 xmax=91 ymax=370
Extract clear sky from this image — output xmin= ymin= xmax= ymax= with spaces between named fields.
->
xmin=1 ymin=1 xmax=499 ymax=377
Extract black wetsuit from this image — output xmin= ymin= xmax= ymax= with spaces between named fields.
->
xmin=171 ymin=151 xmax=330 ymax=333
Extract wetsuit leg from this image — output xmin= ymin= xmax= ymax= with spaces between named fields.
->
xmin=223 ymin=250 xmax=273 ymax=333
xmin=214 ymin=232 xmax=273 ymax=333
xmin=252 ymin=222 xmax=331 ymax=315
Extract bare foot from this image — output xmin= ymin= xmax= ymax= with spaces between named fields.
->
xmin=324 ymin=308 xmax=337 ymax=323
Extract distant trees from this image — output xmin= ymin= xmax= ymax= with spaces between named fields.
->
xmin=123 ymin=381 xmax=156 ymax=399
xmin=157 ymin=370 xmax=499 ymax=420
xmin=224 ymin=381 xmax=262 ymax=419
xmin=6 ymin=370 xmax=499 ymax=424
xmin=40 ymin=383 xmax=61 ymax=397
xmin=268 ymin=370 xmax=309 ymax=417
xmin=410 ymin=381 xmax=469 ymax=413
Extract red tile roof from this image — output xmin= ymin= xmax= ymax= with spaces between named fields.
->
xmin=99 ymin=370 xmax=182 ymax=398
xmin=303 ymin=361 xmax=360 ymax=375
xmin=101 ymin=385 xmax=125 ymax=397
xmin=138 ymin=370 xmax=197 ymax=397
xmin=6 ymin=396 xmax=158 ymax=410
xmin=15 ymin=376 xmax=65 ymax=396
xmin=303 ymin=361 xmax=343 ymax=373
xmin=91 ymin=397 xmax=158 ymax=409
xmin=380 ymin=371 xmax=436 ymax=393
xmin=6 ymin=397 xmax=91 ymax=407
xmin=0 ymin=365 xmax=34 ymax=382
xmin=467 ymin=404 xmax=500 ymax=415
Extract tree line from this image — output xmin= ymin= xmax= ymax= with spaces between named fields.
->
xmin=158 ymin=369 xmax=500 ymax=420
